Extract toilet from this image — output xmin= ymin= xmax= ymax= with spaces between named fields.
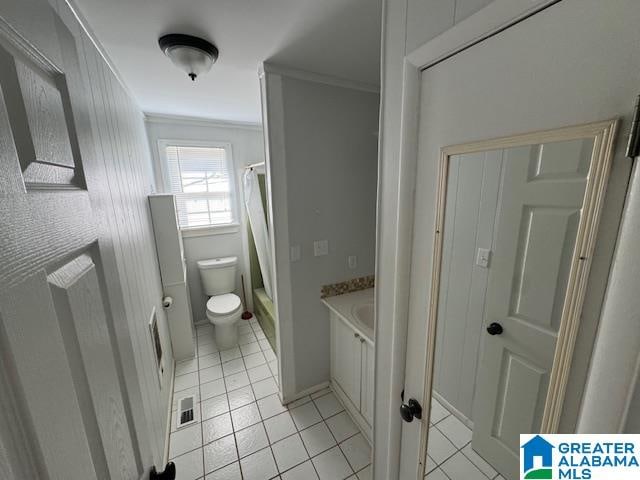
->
xmin=197 ymin=256 xmax=243 ymax=349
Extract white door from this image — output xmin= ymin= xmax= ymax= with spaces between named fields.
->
xmin=0 ymin=2 xmax=146 ymax=479
xmin=331 ymin=314 xmax=362 ymax=409
xmin=472 ymin=140 xmax=591 ymax=479
xmin=400 ymin=0 xmax=640 ymax=478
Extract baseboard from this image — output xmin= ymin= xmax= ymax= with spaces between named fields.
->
xmin=282 ymin=381 xmax=330 ymax=405
xmin=331 ymin=380 xmax=373 ymax=445
xmin=163 ymin=361 xmax=176 ymax=464
xmin=194 ymin=319 xmax=208 ymax=327
xmin=432 ymin=390 xmax=474 ymax=430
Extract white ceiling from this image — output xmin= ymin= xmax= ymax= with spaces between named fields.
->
xmin=72 ymin=0 xmax=382 ymax=124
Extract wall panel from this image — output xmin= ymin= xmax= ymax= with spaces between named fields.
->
xmin=47 ymin=0 xmax=174 ymax=468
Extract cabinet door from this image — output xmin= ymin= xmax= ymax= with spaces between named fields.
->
xmin=331 ymin=313 xmax=362 ymax=409
xmin=360 ymin=340 xmax=375 ymax=426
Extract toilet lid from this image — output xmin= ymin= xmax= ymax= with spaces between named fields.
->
xmin=207 ymin=294 xmax=241 ymax=315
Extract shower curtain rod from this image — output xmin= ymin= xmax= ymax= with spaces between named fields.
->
xmin=245 ymin=162 xmax=265 ymax=170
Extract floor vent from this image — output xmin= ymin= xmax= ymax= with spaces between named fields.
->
xmin=177 ymin=396 xmax=196 ymax=428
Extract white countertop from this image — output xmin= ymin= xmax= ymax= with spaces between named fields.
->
xmin=321 ymin=288 xmax=374 ymax=343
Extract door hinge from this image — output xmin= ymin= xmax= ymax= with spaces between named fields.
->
xmin=626 ymin=94 xmax=640 ymax=160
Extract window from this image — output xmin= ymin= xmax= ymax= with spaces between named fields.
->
xmin=163 ymin=143 xmax=236 ymax=229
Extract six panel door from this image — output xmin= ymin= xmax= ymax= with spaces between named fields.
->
xmin=472 ymin=140 xmax=591 ymax=479
xmin=0 ymin=2 xmax=142 ymax=478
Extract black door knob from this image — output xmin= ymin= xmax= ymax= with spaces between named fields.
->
xmin=400 ymin=398 xmax=423 ymax=423
xmin=150 ymin=462 xmax=176 ymax=480
xmin=486 ymin=322 xmax=503 ymax=335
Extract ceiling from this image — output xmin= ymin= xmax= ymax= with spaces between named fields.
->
xmin=72 ymin=0 xmax=382 ymax=124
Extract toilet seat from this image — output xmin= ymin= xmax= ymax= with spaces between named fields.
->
xmin=206 ymin=293 xmax=241 ymax=316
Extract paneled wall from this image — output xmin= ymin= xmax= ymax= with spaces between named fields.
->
xmin=47 ymin=0 xmax=173 ymax=468
xmin=433 ymin=153 xmax=502 ymax=422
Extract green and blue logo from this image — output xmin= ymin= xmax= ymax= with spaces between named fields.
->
xmin=521 ymin=435 xmax=554 ymax=479
xmin=520 ymin=434 xmax=640 ymax=480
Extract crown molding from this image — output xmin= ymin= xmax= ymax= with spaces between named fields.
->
xmin=260 ymin=62 xmax=380 ymax=94
xmin=144 ymin=113 xmax=262 ymax=131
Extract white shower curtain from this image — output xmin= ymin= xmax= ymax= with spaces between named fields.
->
xmin=243 ymin=169 xmax=274 ymax=299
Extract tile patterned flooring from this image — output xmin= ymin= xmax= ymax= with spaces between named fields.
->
xmin=169 ymin=318 xmax=372 ymax=480
xmin=425 ymin=397 xmax=506 ymax=480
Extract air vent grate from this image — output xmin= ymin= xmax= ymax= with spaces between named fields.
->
xmin=177 ymin=396 xmax=196 ymax=428
xmin=180 ymin=409 xmax=194 ymax=424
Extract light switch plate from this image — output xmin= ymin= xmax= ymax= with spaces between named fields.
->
xmin=314 ymin=240 xmax=329 ymax=257
xmin=476 ymin=248 xmax=491 ymax=268
xmin=348 ymin=255 xmax=357 ymax=269
xmin=290 ymin=245 xmax=301 ymax=262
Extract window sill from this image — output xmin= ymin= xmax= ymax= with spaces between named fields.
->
xmin=180 ymin=223 xmax=240 ymax=238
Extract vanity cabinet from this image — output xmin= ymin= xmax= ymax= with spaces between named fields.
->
xmin=330 ymin=311 xmax=374 ymax=441
xmin=360 ymin=340 xmax=375 ymax=426
xmin=332 ymin=315 xmax=362 ymax=405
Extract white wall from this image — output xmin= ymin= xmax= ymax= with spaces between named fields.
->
xmin=374 ymin=1 xmax=499 ymax=477
xmin=47 ymin=0 xmax=174 ymax=469
xmin=579 ymin=159 xmax=640 ymax=434
xmin=263 ymin=70 xmax=379 ymax=394
xmin=145 ymin=116 xmax=265 ymax=323
xmin=377 ymin=1 xmax=640 ymax=478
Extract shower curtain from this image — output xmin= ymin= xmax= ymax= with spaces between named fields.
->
xmin=243 ymin=169 xmax=274 ymax=299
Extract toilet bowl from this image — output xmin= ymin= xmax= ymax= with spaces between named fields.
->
xmin=197 ymin=256 xmax=243 ymax=349
xmin=205 ymin=293 xmax=242 ymax=349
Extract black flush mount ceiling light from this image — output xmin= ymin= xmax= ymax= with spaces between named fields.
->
xmin=158 ymin=34 xmax=219 ymax=81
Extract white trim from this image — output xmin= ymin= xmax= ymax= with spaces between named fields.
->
xmin=432 ymin=391 xmax=473 ymax=430
xmin=145 ymin=113 xmax=262 ymax=131
xmin=282 ymin=381 xmax=330 ymax=405
xmin=407 ymin=0 xmax=560 ymax=69
xmin=163 ymin=362 xmax=175 ymax=465
xmin=372 ymin=0 xmax=413 ymax=478
xmin=180 ymin=224 xmax=240 ymax=238
xmin=260 ymin=69 xmax=297 ymax=402
xmin=375 ymin=1 xmax=563 ymax=479
xmin=261 ymin=62 xmax=380 ymax=94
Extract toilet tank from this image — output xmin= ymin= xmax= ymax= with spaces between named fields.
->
xmin=197 ymin=256 xmax=237 ymax=296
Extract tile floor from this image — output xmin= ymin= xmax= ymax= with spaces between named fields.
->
xmin=425 ymin=397 xmax=506 ymax=480
xmin=170 ymin=317 xmax=372 ymax=480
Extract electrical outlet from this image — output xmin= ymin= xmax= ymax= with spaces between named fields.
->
xmin=314 ymin=240 xmax=329 ymax=257
xmin=348 ymin=255 xmax=357 ymax=269
xmin=476 ymin=248 xmax=491 ymax=268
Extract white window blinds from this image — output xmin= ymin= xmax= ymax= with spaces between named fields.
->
xmin=164 ymin=145 xmax=235 ymax=228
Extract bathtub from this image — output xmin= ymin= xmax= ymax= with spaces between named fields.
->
xmin=322 ymin=288 xmax=374 ymax=443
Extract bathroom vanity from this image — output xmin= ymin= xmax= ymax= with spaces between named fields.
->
xmin=322 ymin=288 xmax=374 ymax=443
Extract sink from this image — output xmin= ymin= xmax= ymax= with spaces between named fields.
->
xmin=352 ymin=303 xmax=374 ymax=330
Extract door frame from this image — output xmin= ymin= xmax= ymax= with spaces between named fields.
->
xmin=417 ymin=121 xmax=617 ymax=478
xmin=374 ymin=0 xmax=565 ymax=478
